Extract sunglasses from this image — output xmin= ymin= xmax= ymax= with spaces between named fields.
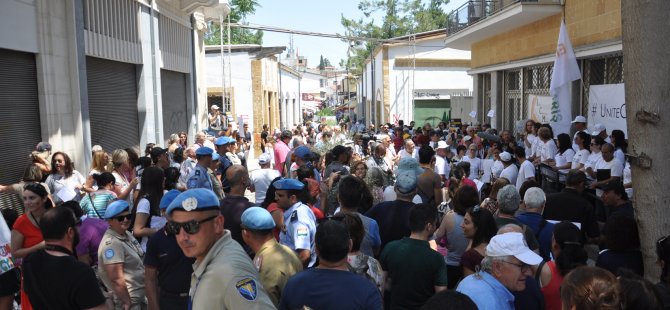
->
xmin=166 ymin=215 xmax=217 ymax=235
xmin=114 ymin=214 xmax=132 ymax=222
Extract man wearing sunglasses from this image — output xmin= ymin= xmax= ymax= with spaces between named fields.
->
xmin=166 ymin=189 xmax=274 ymax=310
xmin=274 ymin=178 xmax=317 ymax=268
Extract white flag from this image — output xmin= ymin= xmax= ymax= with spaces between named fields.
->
xmin=549 ymin=21 xmax=581 ymax=135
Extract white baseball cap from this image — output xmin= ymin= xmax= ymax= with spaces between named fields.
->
xmin=499 ymin=151 xmax=512 ymax=162
xmin=591 ymin=123 xmax=606 ymax=136
xmin=463 ymin=135 xmax=472 ymax=142
xmin=486 ymin=232 xmax=542 ymax=265
xmin=571 ymin=115 xmax=587 ymax=123
xmin=436 ymin=141 xmax=449 ymax=150
xmin=211 ymin=105 xmax=220 ymax=110
xmin=258 ymin=153 xmax=271 ymax=165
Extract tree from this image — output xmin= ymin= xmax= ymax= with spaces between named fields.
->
xmin=204 ymin=0 xmax=263 ymax=45
xmin=621 ymin=0 xmax=670 ymax=280
xmin=341 ymin=0 xmax=451 ymax=75
xmin=318 ymin=56 xmax=333 ymax=70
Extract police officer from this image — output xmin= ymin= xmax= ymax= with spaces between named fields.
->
xmin=274 ymin=178 xmax=317 ymax=268
xmin=214 ymin=136 xmax=233 ymax=193
xmin=166 ymin=189 xmax=274 ymax=309
xmin=241 ymin=207 xmax=303 ymax=307
xmin=98 ymin=200 xmax=146 ymax=310
xmin=186 ymin=147 xmax=214 ymax=190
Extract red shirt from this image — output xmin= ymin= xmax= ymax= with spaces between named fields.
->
xmin=541 ymin=261 xmax=564 ymax=310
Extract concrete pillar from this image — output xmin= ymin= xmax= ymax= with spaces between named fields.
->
xmin=491 ymin=71 xmax=503 ymax=130
xmin=192 ymin=10 xmax=209 ymax=134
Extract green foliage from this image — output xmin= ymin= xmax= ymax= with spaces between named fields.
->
xmin=316 ymin=107 xmax=334 ymax=117
xmin=318 ymin=56 xmax=333 ymax=70
xmin=204 ymin=0 xmax=264 ymax=45
xmin=341 ymin=0 xmax=451 ymax=75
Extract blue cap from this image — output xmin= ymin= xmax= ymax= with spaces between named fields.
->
xmin=196 ymin=147 xmax=214 ymax=156
xmin=104 ymin=200 xmax=130 ymax=219
xmin=167 ymin=188 xmax=220 ymax=214
xmin=160 ymin=189 xmax=182 ymax=210
xmin=396 ymin=157 xmax=423 ymax=176
xmin=294 ymin=145 xmax=313 ymax=160
xmin=212 ymin=152 xmax=220 ymax=161
xmin=274 ymin=178 xmax=305 ymax=191
xmin=214 ymin=136 xmax=229 ymax=146
xmin=241 ymin=207 xmax=276 ymax=230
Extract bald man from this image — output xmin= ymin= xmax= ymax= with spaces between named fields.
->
xmin=220 ymin=165 xmax=253 ymax=254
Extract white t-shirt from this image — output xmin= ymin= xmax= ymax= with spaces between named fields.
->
xmin=571 ymin=149 xmax=590 ymax=169
xmin=583 ymin=151 xmax=602 ymax=180
xmin=462 ymin=156 xmax=482 ymax=180
xmin=434 ymin=155 xmax=448 ymax=178
xmin=516 ymin=160 xmax=536 ymax=190
xmin=491 ymin=160 xmax=504 ymax=179
xmin=500 ymin=164 xmax=518 ymax=186
xmin=555 ymin=149 xmax=575 ymax=175
xmin=250 ymin=168 xmax=282 ymax=203
xmin=525 ymin=134 xmax=538 ymax=159
xmin=136 ymin=198 xmax=167 ymax=251
xmin=537 ymin=140 xmax=558 ymax=162
xmin=614 ymin=148 xmax=625 ymax=169
xmin=594 ymin=157 xmax=623 ymax=178
xmin=623 ymin=161 xmax=633 ymax=199
xmin=398 ymin=149 xmax=419 ymax=161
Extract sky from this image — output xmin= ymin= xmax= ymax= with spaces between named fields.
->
xmin=246 ymin=0 xmax=367 ymax=68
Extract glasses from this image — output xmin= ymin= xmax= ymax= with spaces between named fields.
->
xmin=166 ymin=215 xmax=217 ymax=235
xmin=501 ymin=260 xmax=531 ymax=273
xmin=114 ymin=214 xmax=132 ymax=222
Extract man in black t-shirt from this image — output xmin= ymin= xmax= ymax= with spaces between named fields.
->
xmin=23 ymin=207 xmax=106 ymax=309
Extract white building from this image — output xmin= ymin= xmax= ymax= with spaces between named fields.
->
xmin=0 ymin=0 xmax=228 ymax=193
xmin=279 ymin=64 xmax=302 ymax=128
xmin=358 ymin=30 xmax=473 ymax=126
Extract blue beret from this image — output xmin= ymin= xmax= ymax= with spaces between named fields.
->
xmin=104 ymin=200 xmax=130 ymax=219
xmin=212 ymin=152 xmax=220 ymax=161
xmin=274 ymin=178 xmax=305 ymax=191
xmin=241 ymin=207 xmax=276 ymax=230
xmin=214 ymin=136 xmax=229 ymax=146
xmin=160 ymin=189 xmax=182 ymax=210
xmin=167 ymin=188 xmax=220 ymax=214
xmin=196 ymin=147 xmax=214 ymax=156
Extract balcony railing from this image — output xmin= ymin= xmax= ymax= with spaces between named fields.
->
xmin=447 ymin=0 xmax=539 ymax=35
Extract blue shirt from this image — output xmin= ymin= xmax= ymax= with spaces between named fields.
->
xmin=456 ymin=271 xmax=515 ymax=310
xmin=279 ymin=202 xmax=317 ymax=267
xmin=186 ymin=164 xmax=212 ymax=190
xmin=516 ymin=212 xmax=554 ymax=261
xmin=279 ymin=268 xmax=382 ymax=310
xmin=217 ymin=156 xmax=233 ymax=191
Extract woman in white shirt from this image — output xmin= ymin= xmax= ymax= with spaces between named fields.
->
xmin=132 ymin=166 xmax=166 ymax=251
xmin=462 ymin=144 xmax=482 ymax=180
xmin=610 ymin=129 xmax=627 ymax=169
xmin=534 ymin=127 xmax=558 ymax=165
xmin=571 ymin=132 xmax=591 ymax=170
xmin=522 ymin=119 xmax=538 ymax=159
xmin=44 ymin=152 xmax=86 ymax=204
xmin=582 ymin=137 xmax=604 ymax=179
xmin=552 ymin=134 xmax=575 ymax=181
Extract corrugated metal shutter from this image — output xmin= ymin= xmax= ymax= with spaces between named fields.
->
xmin=0 ymin=49 xmax=41 ymax=213
xmin=160 ymin=69 xmax=188 ymax=142
xmin=87 ymin=56 xmax=140 ymax=152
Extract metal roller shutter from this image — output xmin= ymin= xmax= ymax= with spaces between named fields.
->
xmin=0 ymin=49 xmax=41 ymax=213
xmin=87 ymin=57 xmax=140 ymax=152
xmin=161 ymin=69 xmax=188 ymax=143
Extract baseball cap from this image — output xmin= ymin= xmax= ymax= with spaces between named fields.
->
xmin=499 ymin=151 xmax=512 ymax=162
xmin=571 ymin=115 xmax=587 ymax=123
xmin=395 ymin=171 xmax=418 ymax=194
xmin=104 ymin=200 xmax=130 ymax=219
xmin=35 ymin=142 xmax=52 ymax=152
xmin=274 ymin=178 xmax=305 ymax=191
xmin=396 ymin=157 xmax=423 ymax=176
xmin=160 ymin=190 xmax=182 ymax=210
xmin=436 ymin=141 xmax=449 ymax=150
xmin=591 ymin=123 xmax=606 ymax=136
xmin=195 ymin=147 xmax=214 ymax=156
xmin=486 ymin=232 xmax=542 ymax=265
xmin=294 ymin=145 xmax=313 ymax=160
xmin=463 ymin=135 xmax=472 ymax=142
xmin=258 ymin=153 xmax=271 ymax=165
xmin=211 ymin=105 xmax=220 ymax=110
xmin=241 ymin=207 xmax=276 ymax=230
xmin=167 ymin=189 xmax=221 ymax=215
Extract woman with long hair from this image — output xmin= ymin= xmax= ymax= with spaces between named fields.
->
xmin=167 ymin=133 xmax=181 ymax=154
xmin=571 ymin=131 xmax=591 ymax=170
xmin=551 ymin=133 xmax=575 ymax=180
xmin=610 ymin=129 xmax=627 ymax=167
xmin=111 ymin=149 xmax=139 ymax=205
xmin=534 ymin=127 xmax=557 ymax=166
xmin=79 ymin=172 xmax=117 ymax=218
xmin=178 ymin=131 xmax=188 ymax=149
xmin=132 ymin=166 xmax=165 ymax=251
xmin=459 ymin=206 xmax=497 ymax=277
xmin=11 ymin=183 xmax=53 ymax=310
xmin=538 ymin=221 xmax=588 ymax=310
xmin=522 ymin=119 xmax=538 ymax=160
xmin=480 ymin=177 xmax=509 ymax=215
xmin=84 ymin=149 xmax=109 ymax=193
xmin=44 ymin=151 xmax=86 ymax=204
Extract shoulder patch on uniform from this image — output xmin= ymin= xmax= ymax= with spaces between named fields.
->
xmin=195 ymin=170 xmax=201 ymax=176
xmin=297 ymin=227 xmax=308 ymax=237
xmin=104 ymin=248 xmax=115 ymax=259
xmin=253 ymin=255 xmax=263 ymax=271
xmin=290 ymin=211 xmax=298 ymax=222
xmin=235 ymin=278 xmax=258 ymax=301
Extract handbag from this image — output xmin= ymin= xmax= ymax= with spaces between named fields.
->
xmin=87 ymin=193 xmax=104 ymax=219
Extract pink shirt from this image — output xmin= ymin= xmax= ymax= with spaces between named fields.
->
xmin=274 ymin=140 xmax=290 ymax=175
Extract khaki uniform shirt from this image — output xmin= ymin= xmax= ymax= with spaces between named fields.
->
xmin=252 ymin=239 xmax=303 ymax=307
xmin=207 ymin=168 xmax=225 ymax=200
xmin=190 ymin=231 xmax=275 ymax=310
xmin=98 ymin=228 xmax=146 ymax=306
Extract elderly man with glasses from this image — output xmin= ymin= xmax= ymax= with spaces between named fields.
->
xmin=456 ymin=232 xmax=542 ymax=310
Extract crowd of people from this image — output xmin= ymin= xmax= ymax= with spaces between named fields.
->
xmin=0 ymin=112 xmax=666 ymax=310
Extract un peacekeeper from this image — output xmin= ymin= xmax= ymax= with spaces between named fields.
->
xmin=98 ymin=200 xmax=147 ymax=310
xmin=214 ymin=136 xmax=234 ymax=192
xmin=166 ymin=188 xmax=275 ymax=309
xmin=241 ymin=207 xmax=303 ymax=307
xmin=274 ymin=178 xmax=317 ymax=268
xmin=187 ymin=147 xmax=214 ymax=190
